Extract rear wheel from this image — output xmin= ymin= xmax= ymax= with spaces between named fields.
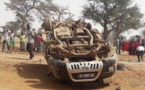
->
xmin=43 ymin=18 xmax=52 ymax=31
xmin=44 ymin=44 xmax=50 ymax=61
xmin=44 ymin=44 xmax=48 ymax=60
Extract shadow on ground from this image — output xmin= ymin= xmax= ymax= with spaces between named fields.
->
xmin=14 ymin=64 xmax=75 ymax=90
xmin=14 ymin=63 xmax=110 ymax=90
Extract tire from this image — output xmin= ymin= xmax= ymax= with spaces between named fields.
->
xmin=117 ymin=63 xmax=126 ymax=70
xmin=43 ymin=18 xmax=52 ymax=31
xmin=44 ymin=44 xmax=50 ymax=61
xmin=44 ymin=44 xmax=48 ymax=60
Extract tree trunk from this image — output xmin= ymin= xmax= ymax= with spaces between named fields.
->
xmin=21 ymin=19 xmax=26 ymax=33
xmin=102 ymin=22 xmax=108 ymax=40
xmin=113 ymin=31 xmax=121 ymax=45
xmin=17 ymin=13 xmax=27 ymax=33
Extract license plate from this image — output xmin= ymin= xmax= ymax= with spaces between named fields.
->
xmin=78 ymin=73 xmax=95 ymax=78
xmin=81 ymin=66 xmax=89 ymax=70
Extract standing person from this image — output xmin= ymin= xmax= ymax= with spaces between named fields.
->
xmin=141 ymin=39 xmax=145 ymax=47
xmin=116 ymin=37 xmax=119 ymax=54
xmin=37 ymin=34 xmax=43 ymax=52
xmin=136 ymin=45 xmax=145 ymax=62
xmin=19 ymin=32 xmax=25 ymax=52
xmin=0 ymin=33 xmax=2 ymax=43
xmin=33 ymin=34 xmax=38 ymax=51
xmin=116 ymin=37 xmax=123 ymax=54
xmin=2 ymin=28 xmax=9 ymax=53
xmin=9 ymin=30 xmax=15 ymax=52
xmin=26 ymin=24 xmax=34 ymax=60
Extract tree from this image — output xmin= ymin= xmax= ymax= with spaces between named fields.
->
xmin=52 ymin=6 xmax=74 ymax=21
xmin=1 ymin=20 xmax=21 ymax=33
xmin=82 ymin=0 xmax=144 ymax=40
xmin=5 ymin=0 xmax=74 ymax=33
xmin=142 ymin=30 xmax=145 ymax=37
xmin=5 ymin=0 xmax=57 ymax=32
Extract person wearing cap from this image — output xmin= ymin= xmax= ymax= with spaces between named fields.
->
xmin=136 ymin=45 xmax=145 ymax=62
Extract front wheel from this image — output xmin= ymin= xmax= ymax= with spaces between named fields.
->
xmin=44 ymin=44 xmax=50 ymax=61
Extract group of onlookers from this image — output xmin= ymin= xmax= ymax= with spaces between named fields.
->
xmin=0 ymin=24 xmax=43 ymax=60
xmin=116 ymin=36 xmax=145 ymax=62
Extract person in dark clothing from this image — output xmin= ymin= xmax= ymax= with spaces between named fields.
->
xmin=116 ymin=37 xmax=119 ymax=54
xmin=136 ymin=35 xmax=141 ymax=42
xmin=141 ymin=39 xmax=145 ymax=47
xmin=116 ymin=37 xmax=123 ymax=54
xmin=33 ymin=34 xmax=38 ymax=51
xmin=26 ymin=24 xmax=34 ymax=60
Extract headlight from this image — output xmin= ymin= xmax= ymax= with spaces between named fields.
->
xmin=109 ymin=66 xmax=114 ymax=71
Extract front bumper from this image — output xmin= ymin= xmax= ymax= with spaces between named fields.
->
xmin=66 ymin=61 xmax=103 ymax=82
xmin=47 ymin=54 xmax=118 ymax=83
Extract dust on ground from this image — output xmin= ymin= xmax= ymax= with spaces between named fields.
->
xmin=0 ymin=40 xmax=145 ymax=90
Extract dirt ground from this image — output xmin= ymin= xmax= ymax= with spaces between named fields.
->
xmin=0 ymin=40 xmax=145 ymax=90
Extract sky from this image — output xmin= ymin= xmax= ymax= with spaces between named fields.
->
xmin=0 ymin=0 xmax=145 ymax=38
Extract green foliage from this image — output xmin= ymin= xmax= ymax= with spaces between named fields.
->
xmin=5 ymin=0 xmax=56 ymax=23
xmin=5 ymin=0 xmax=74 ymax=33
xmin=51 ymin=6 xmax=74 ymax=21
xmin=82 ymin=0 xmax=144 ymax=39
xmin=2 ymin=20 xmax=21 ymax=33
xmin=4 ymin=0 xmax=60 ymax=33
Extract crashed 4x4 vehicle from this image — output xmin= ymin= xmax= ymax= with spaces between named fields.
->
xmin=41 ymin=18 xmax=118 ymax=84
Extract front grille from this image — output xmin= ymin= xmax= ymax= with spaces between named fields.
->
xmin=68 ymin=61 xmax=102 ymax=71
xmin=66 ymin=61 xmax=103 ymax=82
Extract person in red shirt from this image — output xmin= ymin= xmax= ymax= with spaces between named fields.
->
xmin=37 ymin=34 xmax=43 ymax=52
xmin=37 ymin=34 xmax=43 ymax=43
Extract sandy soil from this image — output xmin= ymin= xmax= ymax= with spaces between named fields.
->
xmin=0 ymin=41 xmax=145 ymax=90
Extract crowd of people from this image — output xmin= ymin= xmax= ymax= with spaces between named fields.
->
xmin=1 ymin=24 xmax=145 ymax=62
xmin=116 ymin=36 xmax=145 ymax=62
xmin=0 ymin=24 xmax=43 ymax=60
